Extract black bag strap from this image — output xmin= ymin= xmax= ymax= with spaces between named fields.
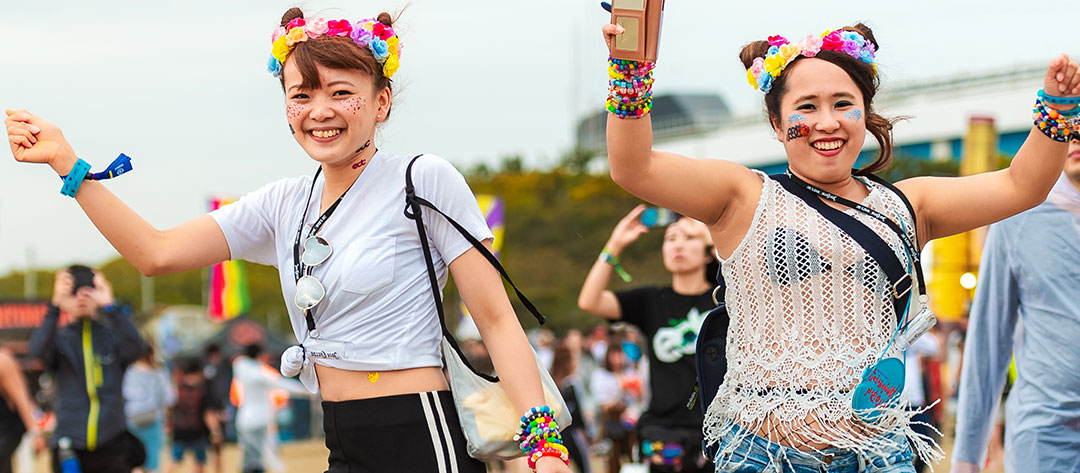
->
xmin=403 ymin=154 xmax=547 ymax=382
xmin=769 ymin=173 xmax=914 ymax=323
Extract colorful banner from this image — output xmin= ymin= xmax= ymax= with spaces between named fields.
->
xmin=456 ymin=195 xmax=503 ymax=339
xmin=208 ymin=197 xmax=251 ymax=322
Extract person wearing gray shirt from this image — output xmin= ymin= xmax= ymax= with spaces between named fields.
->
xmin=952 ymin=143 xmax=1080 ymax=473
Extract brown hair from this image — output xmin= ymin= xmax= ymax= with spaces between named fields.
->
xmin=549 ymin=345 xmax=576 ymax=386
xmin=738 ymin=23 xmax=900 ymax=175
xmin=278 ymin=8 xmax=396 ymax=119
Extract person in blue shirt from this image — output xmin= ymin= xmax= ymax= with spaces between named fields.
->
xmin=952 ymin=140 xmax=1080 ymax=473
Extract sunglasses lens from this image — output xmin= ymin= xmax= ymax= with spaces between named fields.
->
xmin=294 ymin=275 xmax=325 ymax=310
xmin=302 ymin=236 xmax=332 ymax=267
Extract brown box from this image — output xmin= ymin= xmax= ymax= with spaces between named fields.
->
xmin=607 ymin=0 xmax=665 ymax=62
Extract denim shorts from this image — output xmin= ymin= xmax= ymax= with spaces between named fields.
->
xmin=171 ymin=437 xmax=208 ymax=464
xmin=713 ymin=425 xmax=915 ymax=473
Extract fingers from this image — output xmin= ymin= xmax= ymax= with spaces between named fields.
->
xmin=7 ymin=122 xmax=38 ymax=145
xmin=1059 ymin=58 xmax=1079 ymax=94
xmin=601 ymin=23 xmax=625 ymax=40
xmin=625 ymin=203 xmax=647 ymax=219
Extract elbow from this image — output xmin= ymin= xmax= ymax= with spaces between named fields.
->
xmin=137 ymin=259 xmax=166 ymax=277
xmin=577 ymin=295 xmax=598 ymax=316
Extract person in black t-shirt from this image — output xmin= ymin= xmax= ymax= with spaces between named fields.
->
xmin=168 ymin=358 xmax=218 ymax=473
xmin=578 ymin=205 xmax=719 ymax=473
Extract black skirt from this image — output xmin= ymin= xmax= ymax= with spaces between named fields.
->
xmin=323 ymin=390 xmax=486 ymax=473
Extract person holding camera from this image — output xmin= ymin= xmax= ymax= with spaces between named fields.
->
xmin=28 ymin=266 xmax=147 ymax=473
xmin=578 ymin=205 xmax=717 ymax=473
xmin=601 ymin=14 xmax=1079 ymax=472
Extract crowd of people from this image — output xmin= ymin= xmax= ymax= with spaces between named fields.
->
xmin=4 ymin=5 xmax=1080 ymax=473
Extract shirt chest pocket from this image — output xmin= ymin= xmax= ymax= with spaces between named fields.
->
xmin=335 ymin=237 xmax=397 ymax=296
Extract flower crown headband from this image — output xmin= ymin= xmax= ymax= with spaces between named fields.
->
xmin=267 ymin=17 xmax=402 ymax=80
xmin=747 ymin=29 xmax=876 ymax=93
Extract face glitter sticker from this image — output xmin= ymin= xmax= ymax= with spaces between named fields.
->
xmin=787 ymin=114 xmax=806 ymax=124
xmin=286 ymin=102 xmax=305 ymax=120
xmin=787 ymin=124 xmax=810 ymax=141
xmin=845 ymin=109 xmax=863 ymax=121
xmin=341 ymin=96 xmax=367 ymax=115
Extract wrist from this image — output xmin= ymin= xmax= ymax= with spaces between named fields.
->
xmin=602 ymin=242 xmax=623 ymax=256
xmin=48 ymin=154 xmax=78 ymax=176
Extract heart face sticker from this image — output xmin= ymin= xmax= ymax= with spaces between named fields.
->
xmin=302 ymin=235 xmax=333 ymax=266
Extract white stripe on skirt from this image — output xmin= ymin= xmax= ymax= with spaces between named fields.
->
xmin=430 ymin=392 xmax=460 ymax=473
xmin=419 ymin=392 xmax=448 ymax=473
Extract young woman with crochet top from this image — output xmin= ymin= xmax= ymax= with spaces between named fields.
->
xmin=7 ymin=8 xmax=571 ymax=473
xmin=602 ymin=20 xmax=1080 ymax=472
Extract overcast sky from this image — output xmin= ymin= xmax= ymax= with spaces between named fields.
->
xmin=0 ymin=0 xmax=1064 ymax=276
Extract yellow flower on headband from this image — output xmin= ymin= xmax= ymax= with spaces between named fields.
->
xmin=383 ymin=55 xmax=400 ymax=77
xmin=778 ymin=44 xmax=799 ymax=63
xmin=747 ymin=69 xmax=758 ymax=89
xmin=271 ymin=37 xmax=289 ymax=64
xmin=284 ymin=27 xmax=307 ymax=47
xmin=387 ymin=36 xmax=400 ymax=56
xmin=764 ymin=55 xmax=785 ymax=77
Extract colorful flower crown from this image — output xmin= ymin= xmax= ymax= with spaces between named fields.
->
xmin=267 ymin=17 xmax=402 ymax=80
xmin=747 ymin=29 xmax=876 ymax=93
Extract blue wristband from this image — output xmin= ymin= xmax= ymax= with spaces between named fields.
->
xmin=1038 ymin=89 xmax=1080 ymax=106
xmin=60 ymin=159 xmax=92 ymax=197
xmin=88 ymin=153 xmax=133 ymax=180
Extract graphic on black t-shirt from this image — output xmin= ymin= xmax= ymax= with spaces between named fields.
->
xmin=615 ymin=286 xmax=717 ymax=430
xmin=652 ymin=306 xmax=706 ymax=363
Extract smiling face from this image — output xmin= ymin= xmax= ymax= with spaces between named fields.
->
xmin=772 ymin=58 xmax=868 ymax=185
xmin=282 ymin=61 xmax=390 ymax=166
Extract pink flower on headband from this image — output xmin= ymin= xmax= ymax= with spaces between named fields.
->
xmin=372 ymin=23 xmax=394 ymax=41
xmin=767 ymin=35 xmax=789 ymax=47
xmin=285 ymin=18 xmax=305 ymax=30
xmin=821 ymin=31 xmax=844 ymax=51
xmin=327 ymin=19 xmax=352 ymax=37
xmin=271 ymin=27 xmax=286 ymax=42
xmin=798 ymin=35 xmax=822 ymax=57
xmin=749 ymin=57 xmax=765 ymax=76
xmin=306 ymin=18 xmax=329 ymax=38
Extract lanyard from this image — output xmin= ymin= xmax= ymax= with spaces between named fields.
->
xmin=785 ymin=169 xmax=927 ymax=296
xmin=292 ymin=166 xmax=353 ymax=334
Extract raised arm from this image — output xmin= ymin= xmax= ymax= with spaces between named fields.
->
xmin=601 ymin=25 xmax=759 ymax=226
xmin=577 ymin=205 xmax=650 ymax=319
xmin=6 ymin=109 xmax=231 ymax=276
xmin=895 ymin=54 xmax=1080 ymax=243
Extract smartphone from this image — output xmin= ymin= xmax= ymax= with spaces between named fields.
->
xmin=69 ymin=266 xmax=96 ymax=295
xmin=640 ymin=207 xmax=678 ymax=228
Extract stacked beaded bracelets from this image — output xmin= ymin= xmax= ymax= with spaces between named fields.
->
xmin=607 ymin=58 xmax=655 ymax=119
xmin=1034 ymin=89 xmax=1080 ymax=142
xmin=514 ymin=406 xmax=569 ymax=471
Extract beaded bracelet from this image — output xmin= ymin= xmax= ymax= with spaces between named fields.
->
xmin=1033 ymin=98 xmax=1080 ymax=142
xmin=607 ymin=57 xmax=655 ymax=119
xmin=527 ymin=444 xmax=570 ymax=470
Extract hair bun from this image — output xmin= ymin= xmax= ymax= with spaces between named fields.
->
xmin=738 ymin=40 xmax=770 ymax=69
xmin=280 ymin=7 xmax=304 ymax=28
xmin=377 ymin=12 xmax=393 ymax=27
xmin=842 ymin=23 xmax=879 ymax=52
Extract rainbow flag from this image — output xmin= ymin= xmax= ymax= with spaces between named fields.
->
xmin=457 ymin=195 xmax=503 ymax=333
xmin=208 ymin=197 xmax=251 ymax=322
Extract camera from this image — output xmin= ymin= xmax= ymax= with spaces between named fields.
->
xmin=68 ymin=266 xmax=96 ymax=295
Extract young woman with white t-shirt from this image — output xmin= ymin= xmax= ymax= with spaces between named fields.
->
xmin=6 ymin=8 xmax=571 ymax=473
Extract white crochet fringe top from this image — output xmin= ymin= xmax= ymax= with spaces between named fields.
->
xmin=704 ymin=171 xmax=942 ymax=465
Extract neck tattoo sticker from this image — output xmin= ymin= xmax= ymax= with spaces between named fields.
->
xmin=286 ymin=102 xmax=305 ymax=120
xmin=845 ymin=109 xmax=863 ymax=121
xmin=341 ymin=96 xmax=367 ymax=115
xmin=787 ymin=123 xmax=810 ymax=141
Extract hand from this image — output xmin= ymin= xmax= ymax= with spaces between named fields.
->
xmin=50 ymin=271 xmax=74 ymax=307
xmin=5 ymin=109 xmax=78 ymax=174
xmin=601 ymin=23 xmax=626 ymax=47
xmin=88 ymin=271 xmax=114 ymax=308
xmin=31 ymin=433 xmax=47 ymax=454
xmin=605 ymin=204 xmax=649 ymax=254
xmin=1043 ymin=54 xmax=1080 ymax=110
xmin=535 ymin=456 xmax=571 ymax=473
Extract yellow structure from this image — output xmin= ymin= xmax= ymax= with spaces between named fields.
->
xmin=928 ymin=116 xmax=999 ymax=321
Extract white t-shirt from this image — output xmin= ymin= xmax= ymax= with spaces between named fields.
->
xmin=210 ymin=152 xmax=493 ymax=386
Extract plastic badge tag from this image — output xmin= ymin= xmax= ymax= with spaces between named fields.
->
xmin=852 ymin=357 xmax=905 ymax=422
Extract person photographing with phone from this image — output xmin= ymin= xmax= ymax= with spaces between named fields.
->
xmin=578 ymin=205 xmax=718 ymax=473
xmin=28 ymin=266 xmax=147 ymax=473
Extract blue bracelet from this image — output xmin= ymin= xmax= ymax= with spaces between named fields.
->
xmin=60 ymin=159 xmax=92 ymax=197
xmin=1038 ymin=89 xmax=1080 ymax=106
